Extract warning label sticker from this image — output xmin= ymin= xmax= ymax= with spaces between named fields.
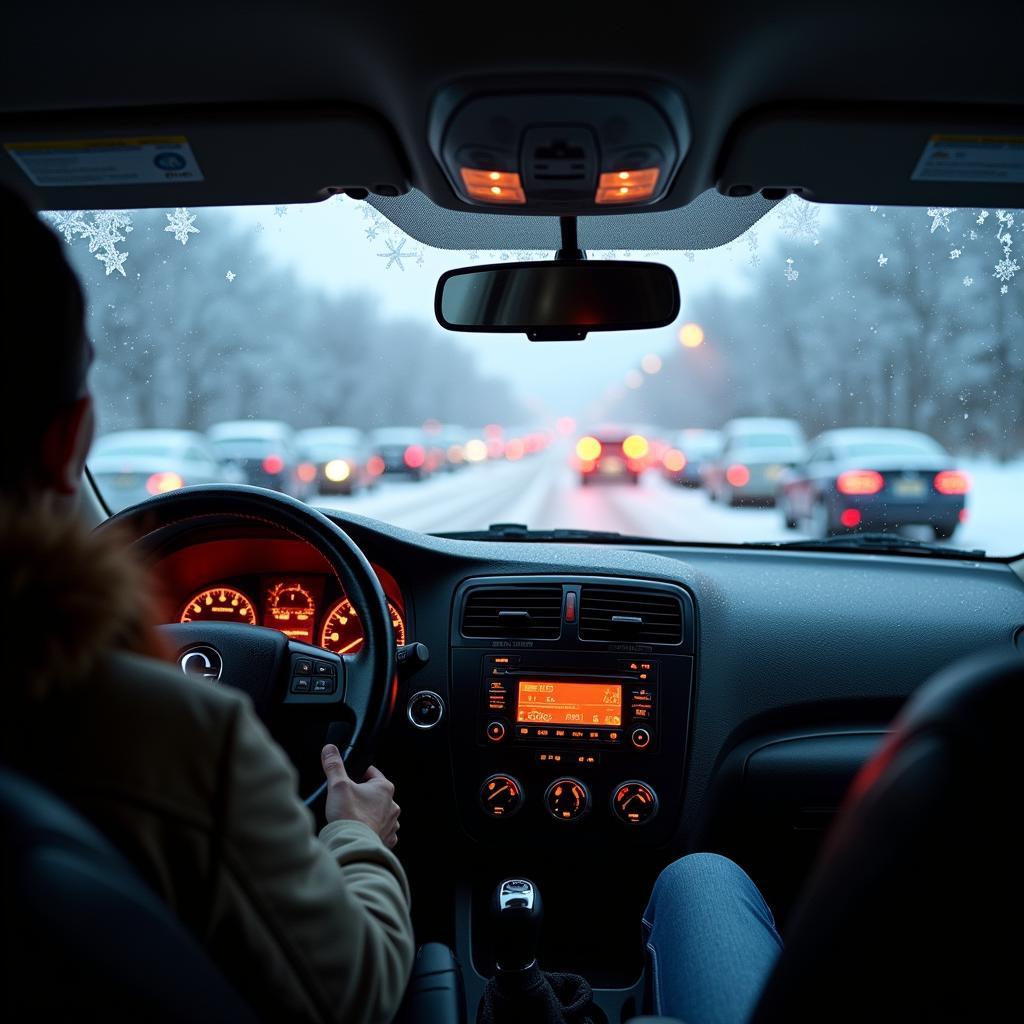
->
xmin=4 ymin=136 xmax=204 ymax=187
xmin=912 ymin=134 xmax=1024 ymax=184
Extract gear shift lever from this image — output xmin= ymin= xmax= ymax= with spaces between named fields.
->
xmin=479 ymin=878 xmax=594 ymax=1024
xmin=491 ymin=878 xmax=544 ymax=972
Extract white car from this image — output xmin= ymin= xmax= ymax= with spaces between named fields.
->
xmin=703 ymin=418 xmax=807 ymax=505
xmin=90 ymin=429 xmax=225 ymax=512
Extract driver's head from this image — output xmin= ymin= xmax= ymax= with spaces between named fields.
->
xmin=0 ymin=185 xmax=94 ymax=506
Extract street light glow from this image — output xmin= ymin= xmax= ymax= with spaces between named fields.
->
xmin=679 ymin=322 xmax=705 ymax=348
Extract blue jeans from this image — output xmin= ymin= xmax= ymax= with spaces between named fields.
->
xmin=642 ymin=853 xmax=783 ymax=1024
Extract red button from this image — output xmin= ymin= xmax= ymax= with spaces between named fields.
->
xmin=565 ymin=591 xmax=577 ymax=623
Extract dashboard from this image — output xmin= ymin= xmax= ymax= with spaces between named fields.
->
xmin=146 ymin=512 xmax=1024 ymax=987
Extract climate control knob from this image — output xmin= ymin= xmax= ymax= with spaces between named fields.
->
xmin=612 ymin=781 xmax=659 ymax=825
xmin=480 ymin=774 xmax=524 ymax=819
xmin=544 ymin=777 xmax=590 ymax=822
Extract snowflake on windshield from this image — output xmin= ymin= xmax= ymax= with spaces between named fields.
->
xmin=377 ymin=236 xmax=421 ymax=270
xmin=962 ymin=275 xmax=974 ymax=287
xmin=777 ymin=198 xmax=821 ymax=244
xmin=225 ymin=270 xmax=236 ymax=282
xmin=927 ymin=207 xmax=956 ymax=233
xmin=949 ymin=248 xmax=961 ymax=259
xmin=164 ymin=207 xmax=199 ymax=246
xmin=993 ymin=256 xmax=1019 ymax=283
xmin=746 ymin=229 xmax=760 ymax=267
xmin=877 ymin=253 xmax=888 ymax=266
xmin=45 ymin=209 xmax=134 ymax=276
xmin=783 ymin=257 xmax=799 ymax=282
xmin=273 ymin=205 xmax=288 ymax=217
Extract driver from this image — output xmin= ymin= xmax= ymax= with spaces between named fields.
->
xmin=0 ymin=185 xmax=414 ymax=1023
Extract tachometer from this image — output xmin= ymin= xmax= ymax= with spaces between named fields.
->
xmin=180 ymin=587 xmax=256 ymax=625
xmin=320 ymin=597 xmax=406 ymax=654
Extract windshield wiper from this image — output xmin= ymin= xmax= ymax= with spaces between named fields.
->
xmin=437 ymin=522 xmax=671 ymax=544
xmin=756 ymin=532 xmax=986 ymax=559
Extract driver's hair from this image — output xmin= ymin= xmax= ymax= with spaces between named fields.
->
xmin=0 ymin=185 xmax=93 ymax=492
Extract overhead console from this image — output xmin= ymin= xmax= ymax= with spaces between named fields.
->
xmin=449 ymin=575 xmax=695 ymax=847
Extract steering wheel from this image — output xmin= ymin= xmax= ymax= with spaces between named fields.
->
xmin=98 ymin=485 xmax=396 ymax=798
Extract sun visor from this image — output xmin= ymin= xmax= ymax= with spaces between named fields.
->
xmin=0 ymin=105 xmax=409 ymax=210
xmin=718 ymin=105 xmax=1024 ymax=208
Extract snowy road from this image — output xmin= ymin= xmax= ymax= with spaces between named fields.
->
xmin=315 ymin=446 xmax=1022 ymax=556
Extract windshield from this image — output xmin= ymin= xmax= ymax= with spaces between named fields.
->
xmin=58 ymin=197 xmax=1022 ymax=555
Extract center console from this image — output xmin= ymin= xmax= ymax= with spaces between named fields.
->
xmin=448 ymin=575 xmax=695 ymax=848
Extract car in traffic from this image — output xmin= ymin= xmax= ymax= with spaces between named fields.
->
xmin=295 ymin=426 xmax=380 ymax=495
xmin=703 ymin=417 xmax=807 ymax=505
xmin=778 ymin=428 xmax=970 ymax=539
xmin=89 ymin=429 xmax=226 ymax=512
xmin=575 ymin=426 xmax=651 ymax=485
xmin=206 ymin=420 xmax=313 ymax=499
xmin=368 ymin=427 xmax=435 ymax=481
xmin=662 ymin=429 xmax=723 ymax=487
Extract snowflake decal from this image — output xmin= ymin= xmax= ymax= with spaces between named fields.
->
xmin=949 ymin=248 xmax=961 ymax=260
xmin=365 ymin=224 xmax=380 ymax=240
xmin=225 ymin=270 xmax=236 ymax=282
xmin=993 ymin=256 xmax=1019 ymax=282
xmin=877 ymin=253 xmax=888 ymax=267
xmin=164 ymin=207 xmax=199 ymax=246
xmin=377 ymin=236 xmax=421 ymax=270
xmin=747 ymin=230 xmax=761 ymax=268
xmin=783 ymin=257 xmax=799 ymax=282
xmin=45 ymin=209 xmax=134 ymax=276
xmin=1001 ymin=284 xmax=1009 ymax=295
xmin=976 ymin=210 xmax=989 ymax=224
xmin=962 ymin=275 xmax=974 ymax=287
xmin=927 ymin=207 xmax=956 ymax=233
xmin=777 ymin=198 xmax=821 ymax=244
xmin=273 ymin=205 xmax=288 ymax=217
xmin=869 ymin=205 xmax=879 ymax=213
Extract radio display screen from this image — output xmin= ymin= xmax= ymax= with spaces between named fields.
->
xmin=516 ymin=680 xmax=622 ymax=727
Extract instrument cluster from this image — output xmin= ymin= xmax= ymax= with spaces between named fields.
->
xmin=178 ymin=574 xmax=406 ymax=654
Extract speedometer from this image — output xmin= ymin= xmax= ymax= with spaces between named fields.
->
xmin=320 ymin=598 xmax=406 ymax=654
xmin=180 ymin=587 xmax=256 ymax=624
xmin=265 ymin=582 xmax=316 ymax=643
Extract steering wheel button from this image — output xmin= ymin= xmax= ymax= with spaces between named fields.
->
xmin=312 ymin=678 xmax=333 ymax=694
xmin=314 ymin=661 xmax=335 ymax=676
xmin=294 ymin=660 xmax=313 ymax=675
xmin=291 ymin=677 xmax=311 ymax=693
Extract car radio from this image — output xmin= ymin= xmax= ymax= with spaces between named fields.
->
xmin=480 ymin=654 xmax=657 ymax=751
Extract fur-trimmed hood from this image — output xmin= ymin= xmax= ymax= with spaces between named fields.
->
xmin=0 ymin=502 xmax=166 ymax=699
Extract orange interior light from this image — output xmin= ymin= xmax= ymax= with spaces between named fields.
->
xmin=460 ymin=168 xmax=526 ymax=205
xmin=595 ymin=167 xmax=660 ymax=204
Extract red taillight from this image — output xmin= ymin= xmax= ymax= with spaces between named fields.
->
xmin=404 ymin=445 xmax=425 ymax=469
xmin=959 ymin=508 xmax=969 ymax=523
xmin=297 ymin=462 xmax=317 ymax=483
xmin=505 ymin=439 xmax=525 ymax=461
xmin=146 ymin=471 xmax=183 ymax=495
xmin=837 ymin=470 xmax=884 ymax=495
xmin=366 ymin=455 xmax=385 ymax=476
xmin=262 ymin=454 xmax=284 ymax=474
xmin=934 ymin=470 xmax=969 ymax=495
xmin=726 ymin=464 xmax=750 ymax=487
xmin=840 ymin=508 xmax=862 ymax=528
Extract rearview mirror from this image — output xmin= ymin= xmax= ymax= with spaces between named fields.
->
xmin=435 ymin=260 xmax=680 ymax=341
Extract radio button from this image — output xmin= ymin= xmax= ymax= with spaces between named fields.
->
xmin=631 ymin=728 xmax=651 ymax=750
xmin=517 ymin=726 xmax=531 ymax=737
xmin=486 ymin=720 xmax=507 ymax=742
xmin=603 ymin=731 xmax=620 ymax=743
xmin=570 ymin=729 xmax=585 ymax=739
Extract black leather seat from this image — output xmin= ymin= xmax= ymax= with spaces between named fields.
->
xmin=0 ymin=765 xmax=465 ymax=1023
xmin=628 ymin=648 xmax=1022 ymax=1024
xmin=0 ymin=765 xmax=261 ymax=1021
xmin=748 ymin=647 xmax=1021 ymax=1023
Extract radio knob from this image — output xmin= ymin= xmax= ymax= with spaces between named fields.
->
xmin=544 ymin=777 xmax=590 ymax=822
xmin=486 ymin=720 xmax=507 ymax=743
xmin=631 ymin=727 xmax=651 ymax=750
xmin=481 ymin=774 xmax=524 ymax=819
xmin=612 ymin=781 xmax=659 ymax=825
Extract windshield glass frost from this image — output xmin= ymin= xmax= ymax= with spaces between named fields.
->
xmin=55 ymin=196 xmax=1023 ymax=555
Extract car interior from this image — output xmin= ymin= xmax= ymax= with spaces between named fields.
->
xmin=2 ymin=3 xmax=1023 ymax=1022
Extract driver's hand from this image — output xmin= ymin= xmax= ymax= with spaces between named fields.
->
xmin=321 ymin=744 xmax=401 ymax=848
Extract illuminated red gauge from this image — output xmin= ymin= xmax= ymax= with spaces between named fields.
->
xmin=180 ymin=587 xmax=256 ymax=625
xmin=266 ymin=582 xmax=317 ymax=642
xmin=320 ymin=597 xmax=406 ymax=655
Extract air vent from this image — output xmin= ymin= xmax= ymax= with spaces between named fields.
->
xmin=578 ymin=585 xmax=683 ymax=644
xmin=462 ymin=585 xmax=563 ymax=639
